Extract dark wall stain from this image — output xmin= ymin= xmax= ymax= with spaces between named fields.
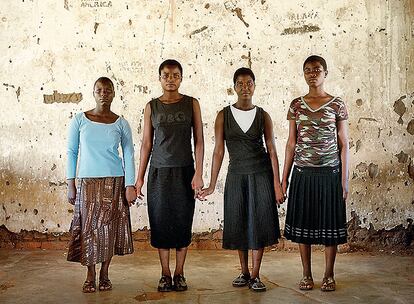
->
xmin=356 ymin=98 xmax=363 ymax=106
xmin=43 ymin=91 xmax=82 ymax=104
xmin=64 ymin=0 xmax=69 ymax=10
xmin=358 ymin=117 xmax=377 ymax=123
xmin=395 ymin=151 xmax=409 ymax=163
xmin=393 ymin=95 xmax=406 ymax=125
xmin=355 ymin=139 xmax=362 ymax=152
xmin=227 ymin=88 xmax=234 ymax=95
xmin=189 ymin=26 xmax=208 ymax=37
xmin=94 ymin=22 xmax=99 ymax=34
xmin=281 ymin=24 xmax=320 ymax=35
xmin=368 ymin=163 xmax=378 ymax=178
xmin=407 ymin=119 xmax=414 ymax=135
xmin=224 ymin=2 xmax=249 ymax=27
xmin=409 ymin=161 xmax=414 ymax=180
xmin=241 ymin=51 xmax=252 ymax=68
xmin=356 ymin=162 xmax=367 ymax=172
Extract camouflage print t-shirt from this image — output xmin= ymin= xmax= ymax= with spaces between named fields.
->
xmin=287 ymin=96 xmax=348 ymax=167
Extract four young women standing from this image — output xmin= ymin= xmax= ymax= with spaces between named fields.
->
xmin=67 ymin=56 xmax=348 ymax=293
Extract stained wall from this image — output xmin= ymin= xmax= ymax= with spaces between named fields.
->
xmin=0 ymin=0 xmax=413 ymax=237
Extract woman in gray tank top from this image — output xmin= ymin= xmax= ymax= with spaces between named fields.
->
xmin=135 ymin=60 xmax=204 ymax=292
xmin=199 ymin=68 xmax=285 ymax=292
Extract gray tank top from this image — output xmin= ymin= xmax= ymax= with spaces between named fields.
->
xmin=224 ymin=105 xmax=271 ymax=174
xmin=150 ymin=95 xmax=194 ymax=168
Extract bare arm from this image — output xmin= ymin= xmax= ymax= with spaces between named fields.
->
xmin=135 ymin=102 xmax=154 ymax=199
xmin=281 ymin=120 xmax=297 ymax=196
xmin=263 ymin=111 xmax=284 ymax=205
xmin=337 ymin=120 xmax=349 ymax=201
xmin=191 ymin=98 xmax=205 ymax=193
xmin=199 ymin=110 xmax=225 ymax=199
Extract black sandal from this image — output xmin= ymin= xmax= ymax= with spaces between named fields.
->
xmin=82 ymin=280 xmax=96 ymax=293
xmin=99 ymin=278 xmax=112 ymax=291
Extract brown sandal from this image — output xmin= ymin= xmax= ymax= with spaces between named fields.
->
xmin=99 ymin=278 xmax=112 ymax=291
xmin=299 ymin=276 xmax=314 ymax=290
xmin=82 ymin=280 xmax=96 ymax=293
xmin=321 ymin=277 xmax=336 ymax=292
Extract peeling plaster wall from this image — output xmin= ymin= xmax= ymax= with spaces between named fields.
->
xmin=0 ymin=0 xmax=413 ymax=235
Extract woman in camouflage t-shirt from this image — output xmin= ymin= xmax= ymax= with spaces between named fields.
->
xmin=282 ymin=55 xmax=349 ymax=292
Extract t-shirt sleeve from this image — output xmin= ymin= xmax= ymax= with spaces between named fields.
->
xmin=336 ymin=99 xmax=349 ymax=121
xmin=66 ymin=113 xmax=81 ymax=179
xmin=287 ymin=99 xmax=297 ymax=120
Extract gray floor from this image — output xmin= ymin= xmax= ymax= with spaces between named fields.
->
xmin=0 ymin=249 xmax=413 ymax=303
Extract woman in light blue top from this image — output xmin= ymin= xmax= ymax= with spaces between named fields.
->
xmin=66 ymin=77 xmax=136 ymax=293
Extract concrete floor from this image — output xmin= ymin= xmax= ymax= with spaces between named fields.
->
xmin=0 ymin=250 xmax=413 ymax=304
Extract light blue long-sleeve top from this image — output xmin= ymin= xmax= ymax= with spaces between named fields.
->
xmin=66 ymin=112 xmax=135 ymax=186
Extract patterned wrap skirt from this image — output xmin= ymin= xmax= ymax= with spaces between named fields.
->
xmin=284 ymin=166 xmax=347 ymax=245
xmin=67 ymin=177 xmax=134 ymax=266
xmin=223 ymin=169 xmax=280 ymax=250
xmin=147 ymin=165 xmax=195 ymax=249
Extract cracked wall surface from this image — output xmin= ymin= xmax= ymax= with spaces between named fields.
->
xmin=0 ymin=0 xmax=413 ymax=238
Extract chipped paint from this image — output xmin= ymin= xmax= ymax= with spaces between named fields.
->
xmin=0 ymin=0 xmax=413 ymax=238
xmin=43 ymin=91 xmax=82 ymax=104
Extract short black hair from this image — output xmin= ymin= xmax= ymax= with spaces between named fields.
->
xmin=303 ymin=55 xmax=327 ymax=71
xmin=233 ymin=67 xmax=255 ymax=85
xmin=158 ymin=59 xmax=183 ymax=76
xmin=93 ymin=77 xmax=114 ymax=90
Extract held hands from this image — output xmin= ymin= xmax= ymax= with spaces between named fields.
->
xmin=281 ymin=180 xmax=289 ymax=200
xmin=274 ymin=182 xmax=285 ymax=206
xmin=197 ymin=185 xmax=215 ymax=201
xmin=191 ymin=173 xmax=204 ymax=199
xmin=135 ymin=178 xmax=145 ymax=200
xmin=125 ymin=186 xmax=137 ymax=207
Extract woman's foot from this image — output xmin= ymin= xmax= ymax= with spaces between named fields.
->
xmin=248 ymin=277 xmax=266 ymax=292
xmin=99 ymin=278 xmax=112 ymax=291
xmin=299 ymin=276 xmax=314 ymax=290
xmin=173 ymin=274 xmax=188 ymax=291
xmin=232 ymin=273 xmax=251 ymax=287
xmin=321 ymin=277 xmax=336 ymax=291
xmin=158 ymin=275 xmax=173 ymax=292
xmin=82 ymin=280 xmax=96 ymax=293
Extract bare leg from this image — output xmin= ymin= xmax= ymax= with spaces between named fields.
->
xmin=299 ymin=243 xmax=312 ymax=277
xmin=324 ymin=245 xmax=337 ymax=278
xmin=238 ymin=250 xmax=249 ymax=275
xmin=158 ymin=249 xmax=171 ymax=276
xmin=86 ymin=265 xmax=96 ymax=281
xmin=251 ymin=248 xmax=264 ymax=279
xmin=99 ymin=257 xmax=111 ymax=280
xmin=174 ymin=247 xmax=188 ymax=276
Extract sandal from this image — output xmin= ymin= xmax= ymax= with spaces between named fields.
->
xmin=299 ymin=276 xmax=314 ymax=290
xmin=173 ymin=274 xmax=188 ymax=292
xmin=99 ymin=278 xmax=112 ymax=291
xmin=321 ymin=277 xmax=336 ymax=292
xmin=158 ymin=275 xmax=173 ymax=292
xmin=82 ymin=280 xmax=96 ymax=293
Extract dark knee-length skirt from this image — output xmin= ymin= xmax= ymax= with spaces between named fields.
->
xmin=284 ymin=166 xmax=347 ymax=245
xmin=223 ymin=169 xmax=280 ymax=250
xmin=67 ymin=177 xmax=134 ymax=266
xmin=147 ymin=165 xmax=195 ymax=249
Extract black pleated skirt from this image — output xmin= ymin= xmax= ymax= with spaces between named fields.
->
xmin=147 ymin=165 xmax=195 ymax=249
xmin=223 ymin=169 xmax=280 ymax=250
xmin=284 ymin=166 xmax=347 ymax=246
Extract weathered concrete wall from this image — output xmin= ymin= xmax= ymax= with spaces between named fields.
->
xmin=1 ymin=1 xmax=413 ymax=243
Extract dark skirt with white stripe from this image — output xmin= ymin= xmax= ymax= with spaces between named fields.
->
xmin=284 ymin=166 xmax=347 ymax=245
xmin=223 ymin=169 xmax=280 ymax=250
xmin=147 ymin=165 xmax=195 ymax=249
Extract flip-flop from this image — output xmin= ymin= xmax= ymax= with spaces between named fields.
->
xmin=321 ymin=277 xmax=336 ymax=292
xmin=299 ymin=276 xmax=314 ymax=290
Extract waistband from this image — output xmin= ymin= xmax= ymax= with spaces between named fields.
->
xmin=294 ymin=165 xmax=340 ymax=175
